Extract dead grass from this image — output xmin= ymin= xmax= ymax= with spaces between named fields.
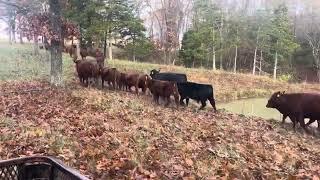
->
xmin=111 ymin=59 xmax=320 ymax=102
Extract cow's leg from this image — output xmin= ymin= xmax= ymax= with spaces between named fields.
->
xmin=85 ymin=78 xmax=89 ymax=87
xmin=317 ymin=120 xmax=320 ymax=131
xmin=142 ymin=87 xmax=146 ymax=94
xmin=186 ymin=98 xmax=190 ymax=106
xmin=289 ymin=115 xmax=297 ymax=132
xmin=298 ymin=114 xmax=310 ymax=134
xmin=199 ymin=100 xmax=207 ymax=110
xmin=135 ymin=85 xmax=139 ymax=95
xmin=282 ymin=115 xmax=287 ymax=124
xmin=155 ymin=95 xmax=160 ymax=105
xmin=113 ymin=81 xmax=116 ymax=90
xmin=180 ymin=96 xmax=186 ymax=106
xmin=208 ymin=97 xmax=217 ymax=112
xmin=305 ymin=118 xmax=316 ymax=127
xmin=165 ymin=97 xmax=171 ymax=107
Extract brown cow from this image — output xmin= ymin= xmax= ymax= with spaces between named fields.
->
xmin=147 ymin=79 xmax=179 ymax=107
xmin=75 ymin=59 xmax=100 ymax=87
xmin=266 ymin=91 xmax=320 ymax=132
xmin=117 ymin=72 xmax=128 ymax=91
xmin=137 ymin=74 xmax=151 ymax=94
xmin=95 ymin=49 xmax=105 ymax=71
xmin=125 ymin=73 xmax=140 ymax=94
xmin=101 ymin=67 xmax=119 ymax=90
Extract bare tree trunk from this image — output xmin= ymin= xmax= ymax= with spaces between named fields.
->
xmin=103 ymin=31 xmax=107 ymax=58
xmin=212 ymin=28 xmax=216 ymax=70
xmin=273 ymin=51 xmax=278 ymax=80
xmin=234 ymin=45 xmax=238 ymax=73
xmin=259 ymin=50 xmax=263 ymax=76
xmin=12 ymin=26 xmax=16 ymax=43
xmin=253 ymin=47 xmax=257 ymax=75
xmin=213 ymin=48 xmax=216 ymax=70
xmin=253 ymin=26 xmax=260 ymax=75
xmin=49 ymin=0 xmax=63 ymax=86
xmin=108 ymin=38 xmax=113 ymax=61
xmin=19 ymin=32 xmax=24 ymax=44
xmin=219 ymin=10 xmax=224 ymax=70
xmin=33 ymin=35 xmax=39 ymax=55
xmin=8 ymin=29 xmax=12 ymax=45
xmin=316 ymin=65 xmax=320 ymax=83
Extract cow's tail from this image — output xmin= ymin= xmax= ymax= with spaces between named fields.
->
xmin=208 ymin=86 xmax=217 ymax=112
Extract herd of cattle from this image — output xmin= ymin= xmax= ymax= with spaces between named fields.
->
xmin=67 ymin=45 xmax=217 ymax=111
xmin=65 ymin=44 xmax=320 ymax=133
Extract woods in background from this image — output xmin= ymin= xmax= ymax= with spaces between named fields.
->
xmin=1 ymin=0 xmax=320 ymax=82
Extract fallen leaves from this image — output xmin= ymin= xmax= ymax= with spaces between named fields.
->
xmin=0 ymin=81 xmax=320 ymax=179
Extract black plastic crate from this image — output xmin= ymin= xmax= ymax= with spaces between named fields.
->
xmin=0 ymin=156 xmax=89 ymax=180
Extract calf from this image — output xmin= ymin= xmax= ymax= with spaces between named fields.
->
xmin=147 ymin=79 xmax=179 ymax=107
xmin=266 ymin=91 xmax=320 ymax=132
xmin=101 ymin=67 xmax=119 ymax=89
xmin=177 ymin=82 xmax=217 ymax=111
xmin=75 ymin=59 xmax=99 ymax=87
xmin=150 ymin=69 xmax=187 ymax=83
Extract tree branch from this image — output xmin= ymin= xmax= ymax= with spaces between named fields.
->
xmin=0 ymin=0 xmax=31 ymax=14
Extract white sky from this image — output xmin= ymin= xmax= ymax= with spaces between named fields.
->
xmin=0 ymin=20 xmax=8 ymax=39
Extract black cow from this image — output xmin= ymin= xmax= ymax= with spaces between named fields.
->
xmin=177 ymin=82 xmax=217 ymax=111
xmin=150 ymin=69 xmax=187 ymax=83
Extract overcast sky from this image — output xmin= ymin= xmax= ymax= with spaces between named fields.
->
xmin=0 ymin=20 xmax=8 ymax=39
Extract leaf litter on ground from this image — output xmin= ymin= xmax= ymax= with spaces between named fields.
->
xmin=0 ymin=81 xmax=320 ymax=179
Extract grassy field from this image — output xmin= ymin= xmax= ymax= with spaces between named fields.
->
xmin=1 ymin=42 xmax=320 ymax=179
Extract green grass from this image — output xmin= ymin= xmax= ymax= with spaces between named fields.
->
xmin=0 ymin=42 xmax=74 ymax=82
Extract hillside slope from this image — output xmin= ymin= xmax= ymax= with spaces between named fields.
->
xmin=0 ymin=81 xmax=319 ymax=179
xmin=1 ymin=43 xmax=320 ymax=179
xmin=111 ymin=60 xmax=320 ymax=102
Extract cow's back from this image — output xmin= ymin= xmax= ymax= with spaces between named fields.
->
xmin=282 ymin=93 xmax=320 ymax=118
xmin=153 ymin=73 xmax=187 ymax=83
xmin=177 ymin=82 xmax=213 ymax=100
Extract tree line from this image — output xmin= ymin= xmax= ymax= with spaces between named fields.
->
xmin=1 ymin=0 xmax=320 ymax=84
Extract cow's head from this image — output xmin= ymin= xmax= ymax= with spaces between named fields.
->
xmin=150 ymin=69 xmax=160 ymax=78
xmin=266 ymin=91 xmax=286 ymax=108
xmin=144 ymin=75 xmax=152 ymax=87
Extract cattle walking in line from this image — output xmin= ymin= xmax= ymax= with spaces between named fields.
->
xmin=147 ymin=79 xmax=180 ymax=107
xmin=266 ymin=91 xmax=320 ymax=132
xmin=177 ymin=82 xmax=217 ymax=111
xmin=150 ymin=69 xmax=187 ymax=83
